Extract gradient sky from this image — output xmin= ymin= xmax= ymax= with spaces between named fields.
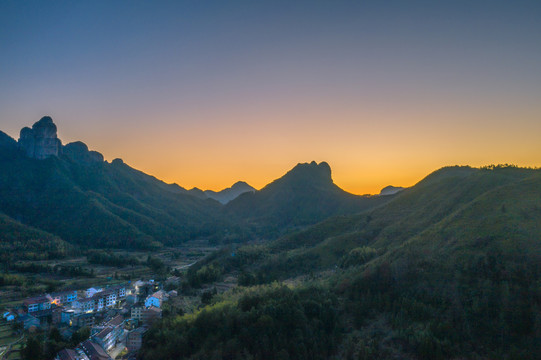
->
xmin=1 ymin=1 xmax=540 ymax=194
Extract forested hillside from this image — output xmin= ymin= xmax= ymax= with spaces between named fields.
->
xmin=226 ymin=161 xmax=393 ymax=237
xmin=140 ymin=165 xmax=541 ymax=360
xmin=0 ymin=119 xmax=243 ymax=249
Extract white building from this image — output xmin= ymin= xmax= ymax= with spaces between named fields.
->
xmin=86 ymin=287 xmax=102 ymax=298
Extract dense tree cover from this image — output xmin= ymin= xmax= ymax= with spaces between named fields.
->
xmin=146 ymin=255 xmax=167 ymax=274
xmin=338 ymin=246 xmax=377 ymax=268
xmin=194 ymin=166 xmax=541 ymax=285
xmin=335 ymin=251 xmax=541 ymax=359
xmin=140 ymin=285 xmax=340 ymax=360
xmin=144 ymin=165 xmax=541 ymax=359
xmin=0 ymin=147 xmax=242 ymax=249
xmin=86 ymin=249 xmax=140 ymax=267
xmin=0 ymin=212 xmax=72 ymax=265
xmin=142 ymin=250 xmax=541 ymax=360
xmin=187 ymin=263 xmax=223 ymax=288
xmin=0 ymin=273 xmax=26 ymax=286
xmin=22 ymin=326 xmax=90 ymax=360
xmin=10 ymin=262 xmax=94 ymax=277
xmin=11 ymin=263 xmax=94 ymax=277
xmin=1 ymin=145 xmax=388 ymax=251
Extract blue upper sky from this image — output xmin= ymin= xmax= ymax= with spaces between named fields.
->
xmin=1 ymin=0 xmax=540 ymax=193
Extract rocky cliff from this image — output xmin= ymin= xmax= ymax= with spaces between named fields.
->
xmin=18 ymin=116 xmax=62 ymax=159
xmin=64 ymin=141 xmax=104 ymax=163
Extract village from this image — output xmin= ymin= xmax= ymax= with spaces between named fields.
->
xmin=1 ymin=278 xmax=180 ymax=360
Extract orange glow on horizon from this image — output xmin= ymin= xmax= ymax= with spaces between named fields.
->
xmin=60 ymin=101 xmax=539 ymax=195
xmin=4 ymin=84 xmax=541 ymax=196
xmin=2 ymin=0 xmax=541 ymax=197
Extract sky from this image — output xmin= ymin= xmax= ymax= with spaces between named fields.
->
xmin=1 ymin=0 xmax=540 ymax=194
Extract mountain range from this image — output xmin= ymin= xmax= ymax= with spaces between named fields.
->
xmin=225 ymin=161 xmax=393 ymax=236
xmin=213 ymin=164 xmax=541 ymax=282
xmin=204 ymin=181 xmax=256 ymax=204
xmin=0 ymin=117 xmax=391 ymax=251
xmin=2 ymin=116 xmax=540 ymax=359
xmin=145 ymin=163 xmax=541 ymax=360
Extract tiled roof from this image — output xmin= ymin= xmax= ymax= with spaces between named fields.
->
xmin=149 ymin=290 xmax=166 ymax=300
xmin=95 ymin=326 xmax=113 ymax=339
xmin=130 ymin=326 xmax=148 ymax=335
xmin=23 ymin=295 xmax=50 ymax=305
xmin=56 ymin=348 xmax=80 ymax=360
xmin=106 ymin=314 xmax=124 ymax=327
xmin=80 ymin=340 xmax=111 ymax=360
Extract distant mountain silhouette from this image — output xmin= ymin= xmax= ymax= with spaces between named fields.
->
xmin=226 ymin=161 xmax=393 ymax=236
xmin=0 ymin=117 xmax=240 ymax=249
xmin=379 ymin=185 xmax=404 ymax=196
xmin=205 ymin=181 xmax=256 ymax=204
xmin=0 ymin=117 xmax=399 ymax=249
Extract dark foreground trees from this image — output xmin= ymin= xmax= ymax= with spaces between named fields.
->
xmin=139 ymin=285 xmax=339 ymax=360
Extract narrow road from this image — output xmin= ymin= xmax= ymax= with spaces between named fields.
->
xmin=176 ymin=262 xmax=196 ymax=270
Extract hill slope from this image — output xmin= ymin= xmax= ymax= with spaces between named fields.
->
xmin=0 ymin=118 xmax=239 ymax=249
xmin=143 ymin=165 xmax=541 ymax=360
xmin=0 ymin=211 xmax=72 ymax=263
xmin=226 ymin=161 xmax=393 ymax=236
xmin=229 ymin=165 xmax=540 ymax=281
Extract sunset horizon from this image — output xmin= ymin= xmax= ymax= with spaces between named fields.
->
xmin=2 ymin=1 xmax=540 ymax=195
xmin=2 ymin=2 xmax=541 ymax=359
xmin=3 ymin=114 xmax=540 ymax=195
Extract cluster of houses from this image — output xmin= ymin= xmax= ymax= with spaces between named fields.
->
xmin=2 ymin=278 xmax=178 ymax=360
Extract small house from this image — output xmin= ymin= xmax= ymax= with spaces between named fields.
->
xmin=2 ymin=311 xmax=16 ymax=322
xmin=144 ymin=290 xmax=167 ymax=308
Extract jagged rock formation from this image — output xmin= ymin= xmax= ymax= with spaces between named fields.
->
xmin=18 ymin=116 xmax=62 ymax=159
xmin=204 ymin=181 xmax=256 ymax=204
xmin=64 ymin=141 xmax=104 ymax=163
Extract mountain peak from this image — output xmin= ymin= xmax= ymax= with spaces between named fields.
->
xmin=231 ymin=181 xmax=254 ymax=189
xmin=32 ymin=116 xmax=55 ymax=131
xmin=379 ymin=185 xmax=405 ymax=196
xmin=18 ymin=116 xmax=62 ymax=159
xmin=204 ymin=181 xmax=256 ymax=204
xmin=285 ymin=161 xmax=333 ymax=185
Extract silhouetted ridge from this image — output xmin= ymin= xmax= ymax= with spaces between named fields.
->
xmin=379 ymin=185 xmax=404 ymax=196
xmin=226 ymin=161 xmax=393 ymax=236
xmin=0 ymin=131 xmax=17 ymax=149
xmin=0 ymin=116 xmax=242 ymax=249
xmin=204 ymin=181 xmax=256 ymax=204
xmin=64 ymin=141 xmax=104 ymax=164
xmin=278 ymin=161 xmax=333 ymax=187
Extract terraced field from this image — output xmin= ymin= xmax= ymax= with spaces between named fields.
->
xmin=0 ymin=322 xmax=23 ymax=360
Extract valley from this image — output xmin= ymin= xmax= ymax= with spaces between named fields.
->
xmin=0 ymin=118 xmax=539 ymax=360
